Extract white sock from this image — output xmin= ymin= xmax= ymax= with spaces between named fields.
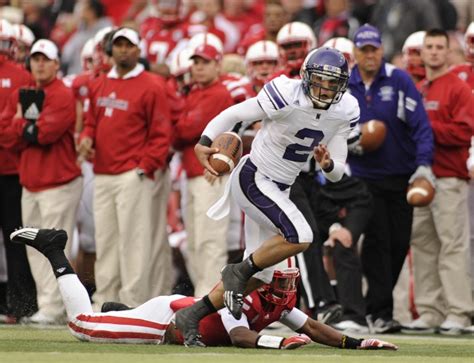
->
xmin=57 ymin=274 xmax=93 ymax=321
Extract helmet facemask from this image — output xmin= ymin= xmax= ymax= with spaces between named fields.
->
xmin=258 ymin=268 xmax=300 ymax=306
xmin=302 ymin=66 xmax=348 ymax=108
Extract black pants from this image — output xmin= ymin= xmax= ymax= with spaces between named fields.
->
xmin=290 ymin=173 xmax=337 ymax=309
xmin=0 ymin=175 xmax=37 ymax=318
xmin=315 ymin=176 xmax=372 ymax=324
xmin=360 ymin=176 xmax=413 ymax=321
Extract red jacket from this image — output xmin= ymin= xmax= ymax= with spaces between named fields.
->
xmin=174 ymin=79 xmax=234 ymax=178
xmin=417 ymin=72 xmax=473 ymax=179
xmin=0 ymin=78 xmax=81 ymax=191
xmin=450 ymin=63 xmax=474 ymax=90
xmin=82 ymin=65 xmax=171 ymax=176
xmin=0 ymin=57 xmax=32 ymax=175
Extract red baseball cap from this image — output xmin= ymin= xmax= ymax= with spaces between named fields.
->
xmin=190 ymin=44 xmax=222 ymax=62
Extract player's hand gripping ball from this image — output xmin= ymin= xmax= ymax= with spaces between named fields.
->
xmin=359 ymin=120 xmax=387 ymax=152
xmin=407 ymin=177 xmax=435 ymax=207
xmin=209 ymin=132 xmax=243 ymax=175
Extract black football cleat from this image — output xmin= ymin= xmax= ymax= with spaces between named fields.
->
xmin=10 ymin=227 xmax=67 ymax=254
xmin=175 ymin=308 xmax=206 ymax=347
xmin=221 ymin=264 xmax=246 ymax=320
xmin=101 ymin=302 xmax=132 ymax=312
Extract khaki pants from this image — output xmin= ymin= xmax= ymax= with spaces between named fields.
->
xmin=92 ymin=170 xmax=155 ymax=308
xmin=148 ymin=168 xmax=172 ymax=298
xmin=411 ymin=177 xmax=473 ymax=326
xmin=22 ymin=177 xmax=82 ymax=318
xmin=185 ymin=175 xmax=229 ymax=297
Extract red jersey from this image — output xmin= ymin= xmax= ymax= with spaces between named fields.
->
xmin=170 ymin=290 xmax=298 ymax=346
xmin=221 ymin=73 xmax=256 ymax=104
xmin=174 ymin=79 xmax=234 ymax=178
xmin=0 ymin=57 xmax=31 ymax=174
xmin=450 ymin=63 xmax=474 ymax=90
xmin=142 ymin=21 xmax=190 ymax=65
xmin=0 ymin=78 xmax=81 ymax=191
xmin=417 ymin=72 xmax=473 ymax=179
xmin=82 ymin=65 xmax=171 ymax=176
xmin=237 ymin=25 xmax=266 ymax=56
xmin=70 ymin=71 xmax=95 ymax=104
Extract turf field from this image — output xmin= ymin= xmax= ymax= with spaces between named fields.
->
xmin=1 ymin=325 xmax=473 ymax=363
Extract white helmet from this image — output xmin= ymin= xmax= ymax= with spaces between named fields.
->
xmin=187 ymin=32 xmax=224 ymax=54
xmin=465 ymin=21 xmax=474 ymax=62
xmin=245 ymin=40 xmax=279 ymax=88
xmin=93 ymin=26 xmax=115 ymax=49
xmin=245 ymin=40 xmax=279 ymax=64
xmin=0 ymin=19 xmax=14 ymax=56
xmin=402 ymin=31 xmax=426 ymax=79
xmin=81 ymin=38 xmax=95 ymax=71
xmin=12 ymin=24 xmax=35 ymax=46
xmin=402 ymin=31 xmax=426 ymax=53
xmin=276 ymin=21 xmax=317 ymax=71
xmin=322 ymin=37 xmax=354 ymax=67
xmin=169 ymin=47 xmax=193 ymax=77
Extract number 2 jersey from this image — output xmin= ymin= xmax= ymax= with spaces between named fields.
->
xmin=252 ymin=75 xmax=359 ymax=185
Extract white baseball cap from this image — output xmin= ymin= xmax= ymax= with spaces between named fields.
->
xmin=112 ymin=28 xmax=140 ymax=46
xmin=31 ymin=39 xmax=59 ymax=60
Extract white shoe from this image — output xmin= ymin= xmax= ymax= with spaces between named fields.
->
xmin=21 ymin=311 xmax=65 ymax=326
xmin=401 ymin=317 xmax=437 ymax=334
xmin=439 ymin=320 xmax=465 ymax=336
xmin=461 ymin=325 xmax=474 ymax=334
xmin=332 ymin=320 xmax=369 ymax=334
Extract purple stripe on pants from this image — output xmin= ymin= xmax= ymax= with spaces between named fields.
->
xmin=238 ymin=158 xmax=300 ymax=243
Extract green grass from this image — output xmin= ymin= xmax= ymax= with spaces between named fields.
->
xmin=0 ymin=325 xmax=473 ymax=363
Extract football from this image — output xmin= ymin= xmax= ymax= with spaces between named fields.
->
xmin=406 ymin=178 xmax=435 ymax=207
xmin=359 ymin=120 xmax=387 ymax=152
xmin=209 ymin=132 xmax=243 ymax=175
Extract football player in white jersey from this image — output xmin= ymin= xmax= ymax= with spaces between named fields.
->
xmin=176 ymin=47 xmax=360 ymax=346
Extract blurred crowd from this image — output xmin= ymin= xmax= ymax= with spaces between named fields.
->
xmin=0 ymin=0 xmax=473 ymax=337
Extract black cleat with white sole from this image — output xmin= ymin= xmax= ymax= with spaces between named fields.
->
xmin=175 ymin=308 xmax=206 ymax=347
xmin=10 ymin=227 xmax=68 ymax=254
xmin=221 ymin=264 xmax=247 ymax=320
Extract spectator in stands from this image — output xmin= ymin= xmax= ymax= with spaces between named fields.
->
xmin=237 ymin=0 xmax=289 ymax=56
xmin=347 ymin=24 xmax=434 ymax=333
xmin=173 ymin=43 xmax=234 ymax=297
xmin=62 ymin=0 xmax=112 ymax=75
xmin=313 ymin=0 xmax=359 ymax=45
xmin=0 ymin=39 xmax=82 ymax=325
xmin=0 ymin=19 xmax=37 ymax=323
xmin=77 ymin=28 xmax=171 ymax=308
xmin=403 ymin=29 xmax=473 ymax=335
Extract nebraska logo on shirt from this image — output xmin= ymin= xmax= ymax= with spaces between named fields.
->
xmin=424 ymin=100 xmax=439 ymax=111
xmin=1 ymin=78 xmax=11 ymax=88
xmin=97 ymin=92 xmax=129 ymax=117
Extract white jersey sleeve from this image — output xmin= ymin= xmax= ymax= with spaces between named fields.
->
xmin=322 ymin=93 xmax=360 ymax=182
xmin=219 ymin=308 xmax=250 ymax=333
xmin=256 ymin=76 xmax=294 ymax=120
xmin=202 ymin=97 xmax=266 ymax=141
xmin=279 ymin=307 xmax=309 ymax=331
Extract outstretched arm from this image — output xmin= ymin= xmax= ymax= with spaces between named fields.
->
xmin=297 ymin=316 xmax=398 ymax=350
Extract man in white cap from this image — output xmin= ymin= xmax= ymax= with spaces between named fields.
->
xmin=0 ymin=38 xmax=82 ymax=325
xmin=77 ymin=28 xmax=172 ymax=308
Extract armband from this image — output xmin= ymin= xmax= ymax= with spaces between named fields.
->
xmin=340 ymin=335 xmax=363 ymax=349
xmin=198 ymin=135 xmax=213 ymax=147
xmin=256 ymin=335 xmax=284 ymax=349
xmin=322 ymin=159 xmax=334 ymax=173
